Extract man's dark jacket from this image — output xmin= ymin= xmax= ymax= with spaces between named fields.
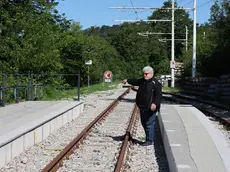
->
xmin=127 ymin=77 xmax=162 ymax=112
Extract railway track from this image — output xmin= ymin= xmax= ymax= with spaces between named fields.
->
xmin=0 ymin=87 xmax=168 ymax=172
xmin=42 ymin=88 xmax=139 ymax=172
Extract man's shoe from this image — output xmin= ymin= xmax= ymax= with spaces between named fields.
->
xmin=140 ymin=141 xmax=153 ymax=146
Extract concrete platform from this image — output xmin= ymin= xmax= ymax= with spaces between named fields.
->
xmin=159 ymin=104 xmax=230 ymax=172
xmin=0 ymin=100 xmax=84 ymax=168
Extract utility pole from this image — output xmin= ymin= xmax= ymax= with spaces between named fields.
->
xmin=192 ymin=0 xmax=197 ymax=77
xmin=109 ymin=7 xmax=193 ymax=10
xmin=158 ymin=38 xmax=187 ymax=41
xmin=138 ymin=32 xmax=172 ymax=38
xmin=171 ymin=0 xmax=175 ymax=87
xmin=85 ymin=60 xmax=92 ymax=87
xmin=114 ymin=19 xmax=171 ymax=23
xmin=157 ymin=25 xmax=188 ymax=47
xmin=110 ymin=3 xmax=196 ymax=82
xmin=87 ymin=66 xmax=90 ymax=87
xmin=186 ymin=25 xmax=188 ymax=51
xmin=138 ymin=32 xmax=172 ymax=35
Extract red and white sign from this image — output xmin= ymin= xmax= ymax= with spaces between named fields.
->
xmin=104 ymin=71 xmax=113 ymax=79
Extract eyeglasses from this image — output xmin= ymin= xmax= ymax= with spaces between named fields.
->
xmin=144 ymin=73 xmax=149 ymax=75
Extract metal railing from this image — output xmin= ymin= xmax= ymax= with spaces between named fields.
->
xmin=0 ymin=72 xmax=81 ymax=107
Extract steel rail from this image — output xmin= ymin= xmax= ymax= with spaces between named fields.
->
xmin=42 ymin=88 xmax=131 ymax=172
xmin=163 ymin=92 xmax=230 ymax=110
xmin=115 ymin=104 xmax=138 ymax=172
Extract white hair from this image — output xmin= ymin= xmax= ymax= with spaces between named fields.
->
xmin=143 ymin=66 xmax=154 ymax=74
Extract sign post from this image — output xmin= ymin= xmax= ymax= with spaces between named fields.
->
xmin=85 ymin=60 xmax=92 ymax=87
xmin=103 ymin=71 xmax=113 ymax=85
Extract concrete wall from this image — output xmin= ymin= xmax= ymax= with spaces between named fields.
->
xmin=182 ymin=74 xmax=230 ymax=101
xmin=0 ymin=102 xmax=84 ymax=168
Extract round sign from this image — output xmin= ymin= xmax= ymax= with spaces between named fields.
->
xmin=104 ymin=71 xmax=113 ymax=79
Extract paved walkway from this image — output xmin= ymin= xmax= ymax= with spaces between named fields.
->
xmin=159 ymin=104 xmax=230 ymax=172
xmin=0 ymin=100 xmax=82 ymax=147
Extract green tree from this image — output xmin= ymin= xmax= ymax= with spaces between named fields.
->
xmin=0 ymin=0 xmax=69 ymax=74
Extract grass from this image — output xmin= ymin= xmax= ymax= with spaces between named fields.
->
xmin=81 ymin=81 xmax=120 ymax=95
xmin=162 ymin=86 xmax=181 ymax=93
xmin=41 ymin=81 xmax=121 ymax=101
xmin=41 ymin=88 xmax=78 ymax=101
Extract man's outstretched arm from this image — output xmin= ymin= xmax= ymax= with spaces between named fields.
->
xmin=122 ymin=78 xmax=143 ymax=86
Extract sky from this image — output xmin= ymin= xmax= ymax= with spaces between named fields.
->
xmin=56 ymin=0 xmax=214 ymax=29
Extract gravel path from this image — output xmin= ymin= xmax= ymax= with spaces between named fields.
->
xmin=209 ymin=117 xmax=230 ymax=146
xmin=125 ymin=115 xmax=169 ymax=172
xmin=57 ymin=91 xmax=136 ymax=172
xmin=0 ymin=87 xmax=127 ymax=172
xmin=0 ymin=86 xmax=168 ymax=172
xmin=3 ymin=88 xmax=228 ymax=172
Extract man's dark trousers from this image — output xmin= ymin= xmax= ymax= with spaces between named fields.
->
xmin=140 ymin=109 xmax=156 ymax=143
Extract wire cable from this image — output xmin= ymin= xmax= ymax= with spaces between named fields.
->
xmin=130 ymin=0 xmax=140 ymax=19
xmin=34 ymin=131 xmax=63 ymax=151
xmin=197 ymin=0 xmax=214 ymax=8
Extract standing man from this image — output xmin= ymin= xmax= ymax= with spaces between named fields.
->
xmin=122 ymin=66 xmax=162 ymax=146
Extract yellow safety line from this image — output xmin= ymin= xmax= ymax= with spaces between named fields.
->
xmin=34 ymin=131 xmax=63 ymax=151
